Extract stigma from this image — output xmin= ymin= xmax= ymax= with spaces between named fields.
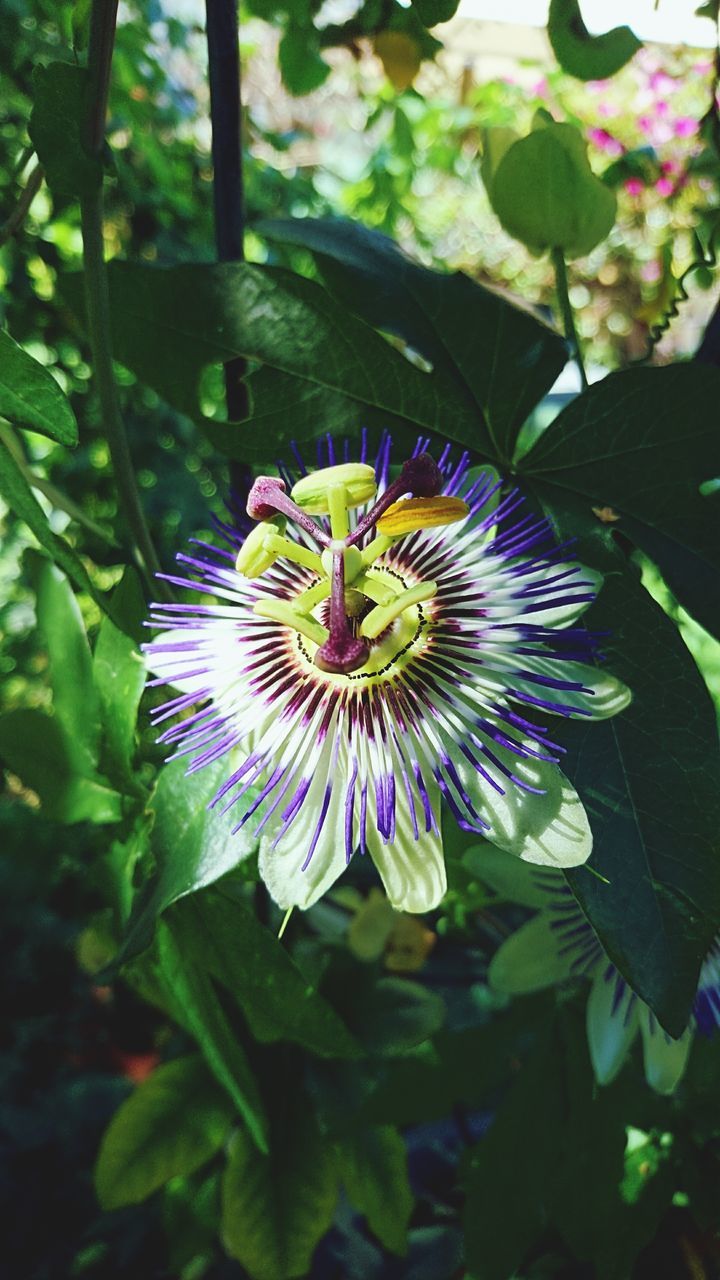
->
xmin=238 ymin=455 xmax=469 ymax=675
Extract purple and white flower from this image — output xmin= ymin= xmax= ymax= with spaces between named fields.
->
xmin=144 ymin=433 xmax=630 ymax=914
xmin=482 ymin=847 xmax=720 ymax=1093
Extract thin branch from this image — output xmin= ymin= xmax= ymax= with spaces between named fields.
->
xmin=0 ymin=163 xmax=44 ymax=247
xmin=80 ymin=0 xmax=166 ymax=594
xmin=552 ymin=247 xmax=588 ymax=391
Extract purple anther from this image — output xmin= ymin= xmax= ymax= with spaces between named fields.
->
xmin=347 ymin=451 xmax=442 ymax=546
xmin=247 ymin=476 xmax=331 ymax=547
xmin=314 ymin=549 xmax=369 ymax=675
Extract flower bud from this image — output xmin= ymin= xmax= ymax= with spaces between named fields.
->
xmin=291 ymin=463 xmax=377 ymax=515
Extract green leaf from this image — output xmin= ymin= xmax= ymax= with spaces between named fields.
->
xmin=28 ymin=62 xmax=102 ymax=205
xmin=0 ymin=438 xmax=110 ymax=615
xmin=93 ymin=568 xmax=146 ymax=785
xmin=548 ymin=0 xmax=641 ymax=81
xmin=156 ymin=920 xmax=269 ymax=1153
xmin=279 ymin=24 xmax=330 ymax=95
xmin=35 ymin=557 xmax=101 ymax=776
xmin=259 ymin=216 xmax=568 ymax=464
xmin=172 ymin=889 xmax=361 ymax=1059
xmin=521 ymin=365 xmax=720 ymax=636
xmin=486 ymin=123 xmax=616 ymax=257
xmin=94 ymin=1055 xmax=233 ymax=1210
xmin=534 ymin=496 xmax=720 ymax=1035
xmin=411 ymin=0 xmax=460 ymax=23
xmin=331 ymin=967 xmax=445 ymax=1055
xmin=113 ymin=755 xmax=260 ymax=968
xmin=0 ymin=331 xmax=78 ymax=446
xmin=221 ymin=1098 xmax=338 ymax=1280
xmin=336 ymin=1125 xmax=412 ymax=1255
xmin=0 ymin=707 xmax=123 ymax=824
xmin=463 ymin=1026 xmax=565 ymax=1279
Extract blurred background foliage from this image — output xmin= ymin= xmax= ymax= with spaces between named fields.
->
xmin=2 ymin=1 xmax=720 ymax=1278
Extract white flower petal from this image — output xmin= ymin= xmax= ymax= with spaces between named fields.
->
xmin=511 ymin=656 xmax=632 ymax=720
xmin=489 ymin=912 xmax=577 ymax=994
xmin=586 ymin=969 xmax=640 ymax=1085
xmin=258 ymin=748 xmax=350 ymax=911
xmin=639 ymin=1009 xmax=693 ymax=1095
xmin=453 ymin=743 xmax=593 ymax=868
xmin=365 ymin=781 xmax=446 ymax=914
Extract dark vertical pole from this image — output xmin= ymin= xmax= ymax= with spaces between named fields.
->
xmin=205 ymin=0 xmax=250 ymax=438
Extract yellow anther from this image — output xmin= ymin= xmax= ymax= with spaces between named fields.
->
xmin=253 ymin=599 xmax=329 ymax=647
xmin=291 ymin=463 xmax=377 ymax=515
xmin=360 ymin=534 xmax=395 ymax=566
xmin=376 ymin=496 xmax=470 ymax=536
xmin=320 ymin=544 xmax=364 ymax=584
xmin=235 ymin=522 xmax=281 ymax=579
xmin=264 ymin=534 xmax=324 ymax=575
xmin=359 ymin=581 xmax=437 ymax=640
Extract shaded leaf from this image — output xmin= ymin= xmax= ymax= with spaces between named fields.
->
xmin=327 ymin=963 xmax=445 ymax=1056
xmin=520 ymin=366 xmax=720 ymax=628
xmin=113 ymin=755 xmax=260 ymax=969
xmin=549 ymin=0 xmax=641 ymax=81
xmin=62 ymin=260 xmax=486 ymax=460
xmin=279 ymin=23 xmax=329 ymax=95
xmin=93 ymin=568 xmax=147 ymax=785
xmin=95 ymin=1055 xmax=233 ymax=1210
xmin=336 ymin=1125 xmax=413 ymax=1255
xmin=35 ymin=556 xmax=100 ymax=776
xmin=259 ymin=216 xmax=568 ymax=463
xmin=412 ymin=0 xmax=460 ymax=23
xmin=156 ymin=920 xmax=268 ymax=1153
xmin=174 ymin=889 xmax=361 ymax=1059
xmin=0 ymin=330 xmax=78 ymax=445
xmin=28 ymin=62 xmax=102 ymax=204
xmin=0 ymin=439 xmax=110 ymax=615
xmin=221 ymin=1098 xmax=338 ymax=1280
xmin=534 ymin=494 xmax=720 ymax=1035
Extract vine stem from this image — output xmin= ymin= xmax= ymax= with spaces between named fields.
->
xmin=551 ymin=247 xmax=588 ymax=392
xmin=0 ymin=163 xmax=44 ymax=247
xmin=79 ymin=0 xmax=166 ymax=594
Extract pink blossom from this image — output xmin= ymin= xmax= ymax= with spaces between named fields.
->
xmin=649 ymin=72 xmax=675 ymax=95
xmin=640 ymin=259 xmax=662 ymax=283
xmin=598 ymin=102 xmax=619 ymax=119
xmin=660 ymin=160 xmax=678 ymax=176
xmin=588 ymin=127 xmax=623 ymax=158
xmin=656 ymin=176 xmax=674 ymax=197
xmin=675 ymin=117 xmax=698 ymax=138
xmin=532 ymin=77 xmax=549 ymax=97
xmin=624 ymin=178 xmax=644 ymax=196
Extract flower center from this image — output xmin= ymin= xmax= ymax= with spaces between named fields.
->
xmin=238 ymin=455 xmax=469 ymax=675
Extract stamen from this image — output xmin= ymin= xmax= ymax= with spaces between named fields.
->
xmin=377 ymin=495 xmax=470 ymax=536
xmin=253 ymin=598 xmax=329 ymax=647
xmin=360 ymin=580 xmax=437 ymax=640
xmin=360 ymin=533 xmax=394 ymax=566
xmin=327 ymin=483 xmax=350 ymax=540
xmin=264 ymin=533 xmax=324 ymax=574
xmin=347 ymin=453 xmax=442 ymax=547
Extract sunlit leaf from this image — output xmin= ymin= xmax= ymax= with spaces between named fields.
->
xmin=0 ymin=708 xmax=123 ymax=824
xmin=0 ymin=331 xmax=78 ymax=446
xmin=93 ymin=568 xmax=147 ymax=786
xmin=34 ymin=556 xmax=100 ymax=777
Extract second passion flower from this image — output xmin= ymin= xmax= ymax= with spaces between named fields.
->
xmin=145 ymin=434 xmax=631 ymax=914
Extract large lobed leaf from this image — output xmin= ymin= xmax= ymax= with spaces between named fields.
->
xmin=259 ymin=215 xmax=568 ymax=464
xmin=533 ymin=495 xmax=720 ymax=1036
xmin=521 ymin=365 xmax=720 ymax=637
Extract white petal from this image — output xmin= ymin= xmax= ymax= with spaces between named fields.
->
xmin=586 ymin=968 xmax=640 ymax=1085
xmin=258 ymin=749 xmax=349 ymax=911
xmin=464 ymin=842 xmax=557 ymax=907
xmin=639 ymin=1009 xmax=693 ymax=1095
xmin=453 ymin=742 xmax=593 ymax=869
xmin=365 ymin=781 xmax=446 ymax=914
xmin=489 ymin=913 xmax=576 ymax=994
xmin=510 ymin=656 xmax=632 ymax=720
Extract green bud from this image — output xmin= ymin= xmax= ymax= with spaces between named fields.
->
xmin=483 ymin=119 xmax=616 ymax=259
xmin=235 ymin=521 xmax=280 ymax=579
xmin=291 ymin=463 xmax=377 ymax=515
